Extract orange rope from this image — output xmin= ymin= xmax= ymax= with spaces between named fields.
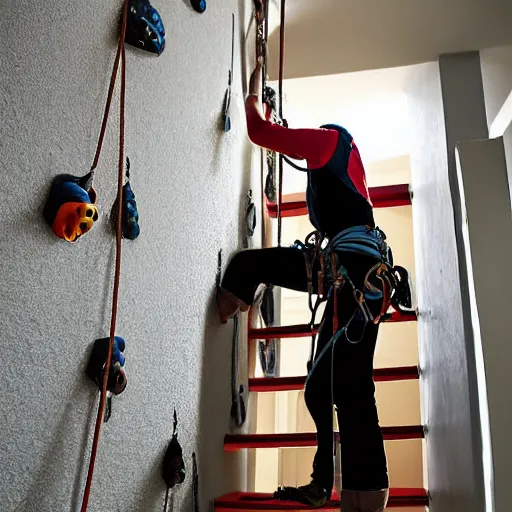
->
xmin=91 ymin=39 xmax=122 ymax=172
xmin=277 ymin=0 xmax=286 ymax=247
xmin=80 ymin=1 xmax=128 ymax=510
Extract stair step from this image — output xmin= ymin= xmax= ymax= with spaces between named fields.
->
xmin=224 ymin=426 xmax=424 ymax=451
xmin=267 ymin=184 xmax=411 ymax=218
xmin=248 ymin=310 xmax=417 ymax=340
xmin=249 ymin=365 xmax=419 ymax=392
xmin=214 ymin=488 xmax=428 ymax=510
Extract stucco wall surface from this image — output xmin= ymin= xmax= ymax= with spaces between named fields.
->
xmin=0 ymin=1 xmax=257 ymax=511
xmin=406 ymin=61 xmax=485 ymax=512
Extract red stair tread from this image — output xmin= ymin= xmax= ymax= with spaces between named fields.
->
xmin=214 ymin=488 xmax=428 ymax=510
xmin=267 ymin=184 xmax=411 ymax=218
xmin=249 ymin=310 xmax=417 ymax=340
xmin=224 ymin=426 xmax=424 ymax=451
xmin=249 ymin=324 xmax=320 ymax=340
xmin=249 ymin=365 xmax=419 ymax=392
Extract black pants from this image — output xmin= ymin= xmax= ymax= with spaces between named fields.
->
xmin=222 ymin=247 xmax=389 ymax=492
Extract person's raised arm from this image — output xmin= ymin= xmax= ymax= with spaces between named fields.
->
xmin=245 ymin=64 xmax=338 ymax=170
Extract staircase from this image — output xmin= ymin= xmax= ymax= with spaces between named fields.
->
xmin=215 ymin=185 xmax=428 ymax=510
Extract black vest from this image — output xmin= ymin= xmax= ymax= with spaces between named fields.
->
xmin=306 ymin=124 xmax=374 ymax=238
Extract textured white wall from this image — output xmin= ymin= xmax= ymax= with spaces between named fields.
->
xmin=480 ymin=46 xmax=512 ymax=203
xmin=456 ymin=138 xmax=512 ymax=512
xmin=0 ymin=1 xmax=258 ymax=511
xmin=406 ymin=61 xmax=486 ymax=512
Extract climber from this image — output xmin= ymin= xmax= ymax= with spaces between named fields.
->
xmin=216 ymin=61 xmax=413 ymax=512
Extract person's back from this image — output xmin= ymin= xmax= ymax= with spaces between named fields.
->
xmin=304 ymin=124 xmax=374 ymax=238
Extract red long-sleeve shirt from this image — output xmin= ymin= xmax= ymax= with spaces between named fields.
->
xmin=245 ymin=96 xmax=371 ymax=204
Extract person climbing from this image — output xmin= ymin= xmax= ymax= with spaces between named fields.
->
xmin=217 ymin=62 xmax=411 ymax=512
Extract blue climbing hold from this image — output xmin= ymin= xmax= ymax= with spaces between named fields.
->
xmin=190 ymin=0 xmax=206 ymax=14
xmin=126 ymin=0 xmax=166 ymax=55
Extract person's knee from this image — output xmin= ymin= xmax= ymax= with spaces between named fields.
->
xmin=305 ymin=379 xmax=332 ymax=421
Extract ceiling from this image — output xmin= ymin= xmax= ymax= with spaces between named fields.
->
xmin=266 ymin=0 xmax=512 ymax=80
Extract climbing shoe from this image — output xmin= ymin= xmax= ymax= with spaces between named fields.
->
xmin=274 ymin=482 xmax=330 ymax=507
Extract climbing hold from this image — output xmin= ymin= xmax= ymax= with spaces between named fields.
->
xmin=162 ymin=409 xmax=186 ymax=489
xmin=126 ymin=0 xmax=166 ymax=55
xmin=190 ymin=0 xmax=206 ymax=14
xmin=112 ymin=158 xmax=140 ymax=240
xmin=86 ymin=336 xmax=127 ymax=396
xmin=43 ymin=171 xmax=99 ymax=242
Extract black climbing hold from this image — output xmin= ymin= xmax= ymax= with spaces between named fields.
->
xmin=162 ymin=409 xmax=186 ymax=489
xmin=190 ymin=0 xmax=206 ymax=13
xmin=86 ymin=336 xmax=127 ymax=395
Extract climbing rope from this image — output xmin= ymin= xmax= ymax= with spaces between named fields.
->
xmin=277 ymin=0 xmax=286 ymax=247
xmin=80 ymin=1 xmax=128 ymax=510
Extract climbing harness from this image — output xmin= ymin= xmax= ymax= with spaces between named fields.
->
xmin=222 ymin=13 xmax=235 ymax=133
xmin=162 ymin=409 xmax=186 ymax=511
xmin=80 ymin=2 xmax=129 ymax=510
xmin=295 ymin=225 xmax=411 ymax=371
xmin=126 ymin=0 xmax=166 ymax=55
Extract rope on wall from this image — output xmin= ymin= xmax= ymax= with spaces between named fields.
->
xmin=80 ymin=1 xmax=128 ymax=509
xmin=277 ymin=0 xmax=286 ymax=247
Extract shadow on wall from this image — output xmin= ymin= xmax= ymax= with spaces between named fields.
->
xmin=193 ymin=34 xmax=256 ymax=508
xmin=20 ymin=353 xmax=97 ymax=512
